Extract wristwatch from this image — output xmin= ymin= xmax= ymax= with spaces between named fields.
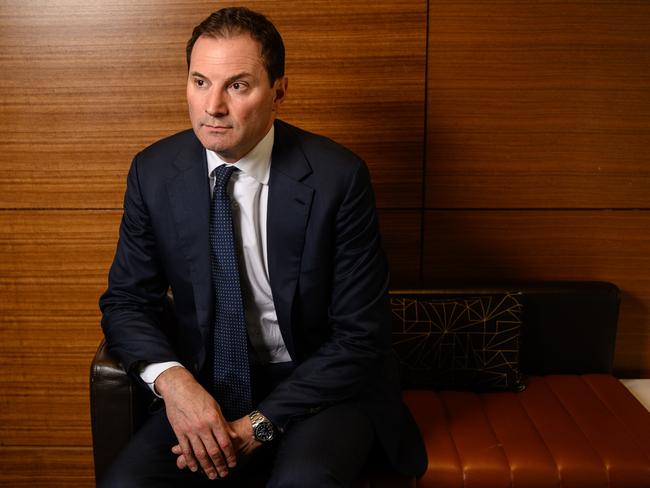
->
xmin=249 ymin=410 xmax=275 ymax=443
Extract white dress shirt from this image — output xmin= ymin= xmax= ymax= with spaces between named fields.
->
xmin=140 ymin=126 xmax=289 ymax=394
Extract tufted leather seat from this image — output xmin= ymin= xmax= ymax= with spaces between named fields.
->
xmin=406 ymin=375 xmax=650 ymax=487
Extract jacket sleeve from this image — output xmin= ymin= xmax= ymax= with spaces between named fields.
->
xmin=99 ymin=154 xmax=179 ymax=374
xmin=258 ymin=160 xmax=395 ymax=431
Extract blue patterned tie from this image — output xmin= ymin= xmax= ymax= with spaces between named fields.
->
xmin=209 ymin=164 xmax=251 ymax=420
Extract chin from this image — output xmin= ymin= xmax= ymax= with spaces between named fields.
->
xmin=199 ymin=135 xmax=228 ymax=153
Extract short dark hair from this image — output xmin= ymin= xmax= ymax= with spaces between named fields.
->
xmin=186 ymin=6 xmax=285 ymax=85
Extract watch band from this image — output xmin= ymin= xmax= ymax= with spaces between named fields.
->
xmin=249 ymin=410 xmax=275 ymax=443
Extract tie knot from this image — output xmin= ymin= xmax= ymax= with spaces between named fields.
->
xmin=213 ymin=164 xmax=237 ymax=190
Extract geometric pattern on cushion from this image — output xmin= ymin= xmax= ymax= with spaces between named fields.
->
xmin=391 ymin=293 xmax=525 ymax=391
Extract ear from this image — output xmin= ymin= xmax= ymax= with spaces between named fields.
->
xmin=272 ymin=76 xmax=288 ymax=110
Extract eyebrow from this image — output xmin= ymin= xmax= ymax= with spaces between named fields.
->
xmin=224 ymin=72 xmax=254 ymax=85
xmin=189 ymin=71 xmax=254 ymax=86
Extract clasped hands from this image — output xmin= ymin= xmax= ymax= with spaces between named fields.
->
xmin=155 ymin=366 xmax=261 ymax=480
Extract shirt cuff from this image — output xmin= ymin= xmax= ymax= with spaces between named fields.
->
xmin=139 ymin=361 xmax=184 ymax=398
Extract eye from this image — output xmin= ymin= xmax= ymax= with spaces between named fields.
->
xmin=230 ymin=81 xmax=248 ymax=92
xmin=194 ymin=78 xmax=206 ymax=87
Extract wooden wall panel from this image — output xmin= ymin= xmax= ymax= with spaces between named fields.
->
xmin=279 ymin=1 xmax=427 ymax=208
xmin=0 ymin=0 xmax=426 ymax=210
xmin=378 ymin=210 xmax=422 ymax=287
xmin=422 ymin=210 xmax=650 ymax=376
xmin=0 ymin=447 xmax=94 ymax=487
xmin=0 ymin=211 xmax=120 ymax=447
xmin=0 ymin=1 xmax=190 ymax=210
xmin=426 ymin=1 xmax=650 ymax=208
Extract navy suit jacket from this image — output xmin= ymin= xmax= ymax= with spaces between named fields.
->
xmin=100 ymin=119 xmax=427 ymax=476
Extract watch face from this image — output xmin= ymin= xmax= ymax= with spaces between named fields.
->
xmin=255 ymin=421 xmax=274 ymax=442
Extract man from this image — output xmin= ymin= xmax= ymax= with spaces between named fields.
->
xmin=99 ymin=6 xmax=426 ymax=487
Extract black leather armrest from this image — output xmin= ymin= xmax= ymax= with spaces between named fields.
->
xmin=89 ymin=340 xmax=150 ymax=482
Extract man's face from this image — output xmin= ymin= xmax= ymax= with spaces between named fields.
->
xmin=187 ymin=34 xmax=287 ymax=162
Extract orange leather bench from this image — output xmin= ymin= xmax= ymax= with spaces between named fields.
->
xmin=389 ymin=283 xmax=650 ymax=487
xmin=405 ymin=375 xmax=650 ymax=487
xmin=91 ymin=282 xmax=650 ymax=486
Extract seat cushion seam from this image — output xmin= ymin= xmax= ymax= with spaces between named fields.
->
xmin=544 ymin=376 xmax=611 ymax=486
xmin=515 ymin=383 xmax=562 ymax=488
xmin=440 ymin=392 xmax=467 ymax=488
xmin=479 ymin=395 xmax=513 ymax=487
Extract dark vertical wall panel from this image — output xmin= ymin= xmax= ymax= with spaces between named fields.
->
xmin=426 ymin=1 xmax=650 ymax=208
xmin=424 ymin=1 xmax=650 ymax=378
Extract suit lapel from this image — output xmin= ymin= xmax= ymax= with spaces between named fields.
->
xmin=165 ymin=135 xmax=213 ymax=340
xmin=267 ymin=121 xmax=314 ymax=359
xmin=164 ymin=123 xmax=314 ymax=357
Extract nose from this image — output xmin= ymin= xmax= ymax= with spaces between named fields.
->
xmin=205 ymin=88 xmax=228 ymax=118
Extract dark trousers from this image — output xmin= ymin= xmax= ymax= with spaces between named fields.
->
xmin=98 ymin=363 xmax=376 ymax=487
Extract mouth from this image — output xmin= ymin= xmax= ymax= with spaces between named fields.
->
xmin=203 ymin=123 xmax=232 ymax=132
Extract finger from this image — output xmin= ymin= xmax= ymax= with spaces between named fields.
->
xmin=176 ymin=454 xmax=187 ymax=470
xmin=178 ymin=435 xmax=199 ymax=473
xmin=171 ymin=443 xmax=186 ymax=470
xmin=213 ymin=424 xmax=237 ymax=469
xmin=188 ymin=433 xmax=220 ymax=480
xmin=202 ymin=433 xmax=230 ymax=478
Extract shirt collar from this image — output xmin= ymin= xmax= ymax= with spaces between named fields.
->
xmin=205 ymin=125 xmax=273 ymax=185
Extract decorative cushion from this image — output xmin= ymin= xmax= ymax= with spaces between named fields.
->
xmin=390 ymin=293 xmax=525 ymax=391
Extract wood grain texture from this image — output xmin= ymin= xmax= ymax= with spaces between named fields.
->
xmin=422 ymin=209 xmax=650 ymax=376
xmin=378 ymin=210 xmax=422 ymax=287
xmin=0 ymin=447 xmax=94 ymax=487
xmin=0 ymin=210 xmax=120 ymax=446
xmin=426 ymin=1 xmax=650 ymax=208
xmin=0 ymin=0 xmax=426 ymax=210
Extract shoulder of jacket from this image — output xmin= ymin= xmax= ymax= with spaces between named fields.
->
xmin=275 ymin=119 xmax=364 ymax=173
xmin=136 ymin=129 xmax=198 ymax=161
